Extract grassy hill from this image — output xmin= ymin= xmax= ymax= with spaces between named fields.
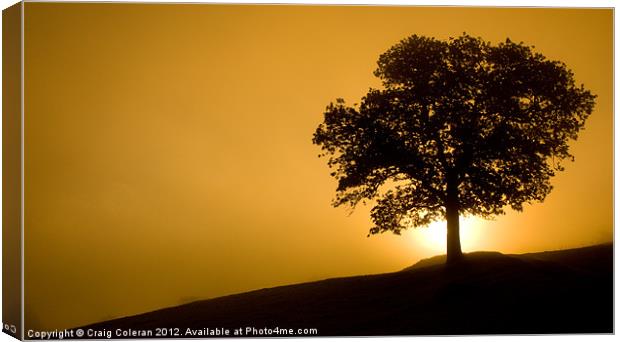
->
xmin=78 ymin=243 xmax=613 ymax=336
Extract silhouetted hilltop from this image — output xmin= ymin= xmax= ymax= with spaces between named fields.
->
xmin=78 ymin=243 xmax=612 ymax=336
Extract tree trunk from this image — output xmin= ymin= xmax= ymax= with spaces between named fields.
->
xmin=446 ymin=173 xmax=463 ymax=264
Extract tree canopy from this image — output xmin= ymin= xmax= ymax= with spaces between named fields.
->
xmin=313 ymin=34 xmax=595 ymax=255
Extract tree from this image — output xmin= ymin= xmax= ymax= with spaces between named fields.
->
xmin=312 ymin=34 xmax=596 ymax=264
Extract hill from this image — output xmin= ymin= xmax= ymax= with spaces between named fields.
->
xmin=78 ymin=243 xmax=613 ymax=336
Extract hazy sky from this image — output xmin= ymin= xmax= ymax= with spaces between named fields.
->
xmin=23 ymin=3 xmax=612 ymax=330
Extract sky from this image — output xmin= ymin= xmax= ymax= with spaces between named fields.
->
xmin=22 ymin=3 xmax=612 ymax=331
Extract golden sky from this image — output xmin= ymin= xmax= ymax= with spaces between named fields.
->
xmin=23 ymin=3 xmax=612 ymax=331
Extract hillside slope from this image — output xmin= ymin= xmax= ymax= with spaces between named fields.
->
xmin=79 ymin=243 xmax=613 ymax=336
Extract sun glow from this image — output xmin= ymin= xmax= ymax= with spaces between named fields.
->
xmin=411 ymin=216 xmax=486 ymax=254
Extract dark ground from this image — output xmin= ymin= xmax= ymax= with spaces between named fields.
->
xmin=76 ymin=243 xmax=613 ymax=337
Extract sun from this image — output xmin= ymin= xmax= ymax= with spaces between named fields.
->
xmin=411 ymin=216 xmax=485 ymax=254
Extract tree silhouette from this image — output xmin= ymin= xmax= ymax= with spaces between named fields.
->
xmin=313 ymin=34 xmax=596 ymax=264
